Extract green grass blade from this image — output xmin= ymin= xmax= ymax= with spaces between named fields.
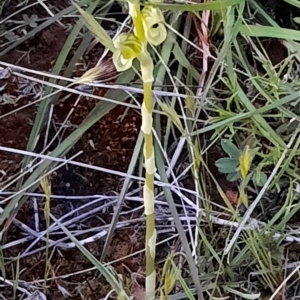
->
xmin=191 ymin=91 xmax=300 ymax=136
xmin=249 ymin=0 xmax=300 ymax=56
xmin=284 ymin=0 xmax=300 ymax=8
xmin=155 ymin=146 xmax=204 ymax=300
xmin=171 ymin=261 xmax=196 ymax=300
xmin=51 ymin=213 xmax=129 ymax=299
xmin=240 ymin=24 xmax=300 ymax=40
xmin=157 ymin=0 xmax=245 ymax=11
xmin=224 ymin=286 xmax=261 ymax=299
xmin=74 ymin=2 xmax=115 ymax=51
xmin=201 ymin=1 xmax=245 ymax=102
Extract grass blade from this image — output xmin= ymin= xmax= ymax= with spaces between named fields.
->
xmin=157 ymin=0 xmax=245 ymax=12
xmin=240 ymin=24 xmax=300 ymax=40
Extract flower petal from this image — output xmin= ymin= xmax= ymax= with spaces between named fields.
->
xmin=142 ymin=5 xmax=165 ymax=25
xmin=144 ymin=22 xmax=167 ymax=46
xmin=112 ymin=50 xmax=133 ymax=72
xmin=112 ymin=33 xmax=144 ymax=72
xmin=113 ymin=33 xmax=129 ymax=48
xmin=141 ymin=6 xmax=167 ymax=45
xmin=114 ymin=33 xmax=142 ymax=57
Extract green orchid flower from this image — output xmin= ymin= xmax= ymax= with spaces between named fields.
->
xmin=112 ymin=33 xmax=154 ymax=83
xmin=112 ymin=33 xmax=142 ymax=71
xmin=141 ymin=5 xmax=167 ymax=46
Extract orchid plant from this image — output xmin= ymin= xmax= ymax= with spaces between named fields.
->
xmin=74 ymin=1 xmax=167 ymax=299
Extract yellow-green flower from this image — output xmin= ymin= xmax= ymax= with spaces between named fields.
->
xmin=112 ymin=33 xmax=143 ymax=71
xmin=112 ymin=33 xmax=154 ymax=83
xmin=141 ymin=5 xmax=167 ymax=46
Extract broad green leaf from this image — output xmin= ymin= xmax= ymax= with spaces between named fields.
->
xmin=294 ymin=17 xmax=300 ymax=24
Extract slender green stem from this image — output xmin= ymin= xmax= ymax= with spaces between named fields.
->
xmin=143 ymin=81 xmax=156 ymax=300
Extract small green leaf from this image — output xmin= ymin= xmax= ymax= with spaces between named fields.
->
xmin=226 ymin=172 xmax=240 ymax=182
xmin=294 ymin=17 xmax=300 ymax=24
xmin=215 ymin=158 xmax=239 ymax=174
xmin=276 ymin=123 xmax=288 ymax=134
xmin=253 ymin=170 xmax=267 ymax=187
xmin=221 ymin=139 xmax=240 ymax=159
